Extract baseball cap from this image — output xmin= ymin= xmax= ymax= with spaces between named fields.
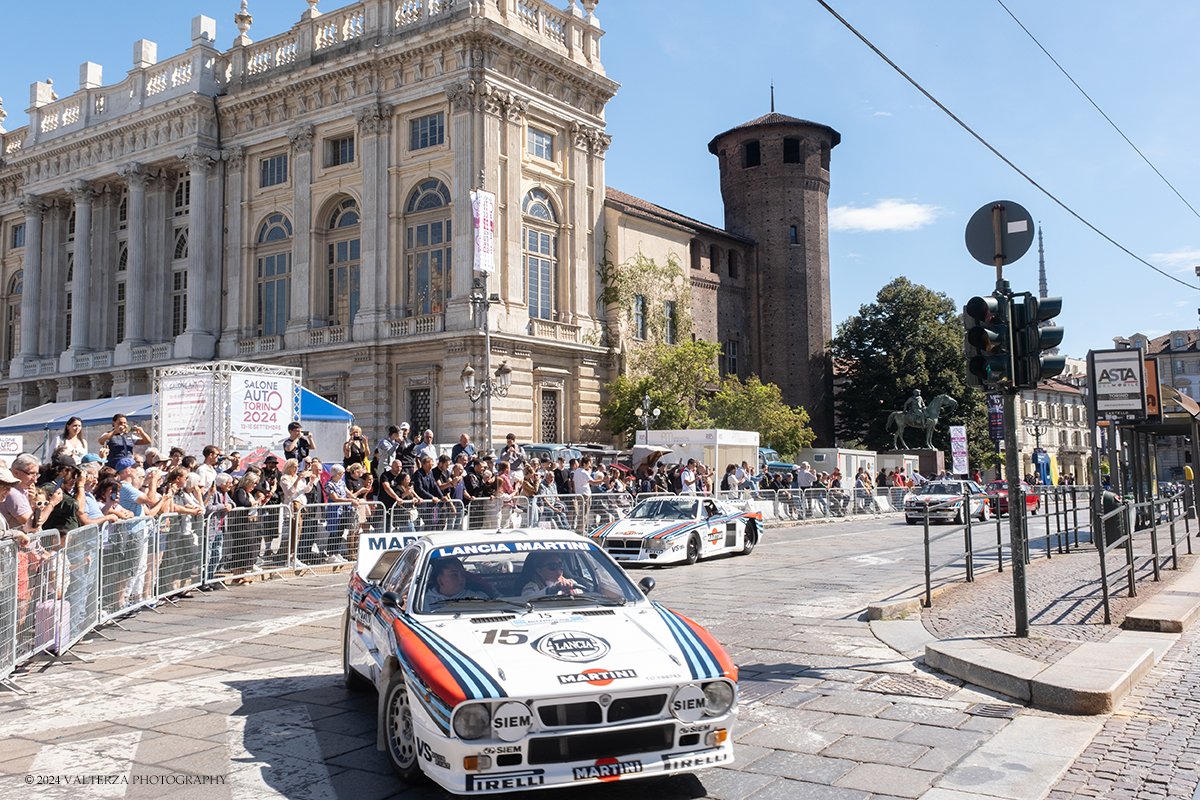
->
xmin=115 ymin=457 xmax=136 ymax=472
xmin=400 ymin=422 xmax=411 ymax=430
xmin=265 ymin=455 xmax=279 ymax=464
xmin=80 ymin=453 xmax=103 ymax=465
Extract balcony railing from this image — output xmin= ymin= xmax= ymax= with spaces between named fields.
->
xmin=236 ymin=335 xmax=283 ymax=355
xmin=307 ymin=326 xmax=349 ymax=347
xmin=528 ymin=317 xmax=580 ymax=342
xmin=389 ymin=314 xmax=444 ymax=337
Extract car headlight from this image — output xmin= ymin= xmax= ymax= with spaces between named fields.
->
xmin=646 ymin=538 xmax=668 ymax=551
xmin=703 ymin=681 xmax=735 ymax=716
xmin=453 ymin=703 xmax=491 ymax=740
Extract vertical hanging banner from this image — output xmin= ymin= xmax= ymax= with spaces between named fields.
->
xmin=231 ymin=374 xmax=294 ymax=450
xmin=160 ymin=374 xmax=214 ymax=455
xmin=950 ymin=425 xmax=969 ymax=475
xmin=986 ymin=392 xmax=1004 ymax=442
xmin=471 ymin=189 xmax=496 ymax=275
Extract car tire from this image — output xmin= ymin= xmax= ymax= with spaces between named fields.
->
xmin=685 ymin=535 xmax=701 ymax=565
xmin=741 ymin=522 xmax=758 ymax=555
xmin=383 ymin=675 xmax=423 ymax=783
xmin=342 ymin=609 xmax=371 ymax=693
xmin=1031 ymin=501 xmax=1039 ymax=515
xmin=906 ymin=516 xmax=918 ymax=525
xmin=978 ymin=503 xmax=989 ymax=522
xmin=953 ymin=509 xmax=963 ymax=525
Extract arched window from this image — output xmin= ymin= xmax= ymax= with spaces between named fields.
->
xmin=405 ymin=180 xmax=452 ymax=316
xmin=117 ymin=243 xmax=128 ymax=272
xmin=326 ymin=198 xmax=360 ymax=326
xmin=5 ymin=271 xmax=21 ymax=362
xmin=171 ymin=228 xmax=189 ymax=336
xmin=523 ymin=189 xmax=558 ymax=320
xmin=256 ymin=214 xmax=293 ymax=336
xmin=174 ymin=175 xmax=190 ymax=216
xmin=709 ymin=244 xmax=721 ymax=274
xmin=117 ymin=191 xmax=128 ymax=230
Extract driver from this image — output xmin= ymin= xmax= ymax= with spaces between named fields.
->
xmin=426 ymin=557 xmax=492 ymax=605
xmin=521 ymin=552 xmax=580 ymax=597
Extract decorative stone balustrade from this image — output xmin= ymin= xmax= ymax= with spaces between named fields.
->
xmin=307 ymin=326 xmax=349 ymax=346
xmin=22 ymin=358 xmax=58 ymax=377
xmin=389 ymin=313 xmax=444 ymax=337
xmin=2 ymin=129 xmax=24 ymax=155
xmin=236 ymin=335 xmax=282 ymax=355
xmin=129 ymin=343 xmax=174 ymax=363
xmin=73 ymin=351 xmax=114 ymax=371
xmin=529 ymin=318 xmax=580 ymax=342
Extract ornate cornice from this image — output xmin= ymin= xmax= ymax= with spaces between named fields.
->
xmin=569 ymin=121 xmax=611 ymax=155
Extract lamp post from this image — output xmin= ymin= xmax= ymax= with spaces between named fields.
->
xmin=461 ymin=276 xmax=510 ymax=456
xmin=633 ymin=393 xmax=660 ymax=441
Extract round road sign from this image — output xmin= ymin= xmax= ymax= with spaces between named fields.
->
xmin=965 ymin=200 xmax=1035 ymax=267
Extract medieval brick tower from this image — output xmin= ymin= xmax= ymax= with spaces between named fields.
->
xmin=708 ymin=113 xmax=840 ymax=445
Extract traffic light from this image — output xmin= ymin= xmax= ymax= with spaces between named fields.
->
xmin=964 ymin=294 xmax=1012 ymax=386
xmin=1012 ymin=295 xmax=1065 ymax=388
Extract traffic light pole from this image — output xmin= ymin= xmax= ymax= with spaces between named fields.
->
xmin=992 ymin=208 xmax=1031 ymax=636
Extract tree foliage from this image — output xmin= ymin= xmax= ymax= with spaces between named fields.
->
xmin=601 ymin=341 xmax=815 ymax=452
xmin=828 ymin=277 xmax=995 ymax=472
xmin=601 ymin=341 xmax=722 ymax=444
xmin=707 ymin=375 xmax=815 ymax=460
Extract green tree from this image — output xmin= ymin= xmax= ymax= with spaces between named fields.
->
xmin=828 ymin=277 xmax=995 ymax=472
xmin=706 ymin=375 xmax=815 ymax=460
xmin=601 ymin=340 xmax=722 ymax=445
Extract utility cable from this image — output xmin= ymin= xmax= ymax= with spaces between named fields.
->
xmin=997 ymin=0 xmax=1200 ymax=224
xmin=814 ymin=0 xmax=1199 ymax=291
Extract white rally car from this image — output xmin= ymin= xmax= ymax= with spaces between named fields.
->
xmin=344 ymin=528 xmax=739 ymax=794
xmin=587 ymin=496 xmax=761 ymax=565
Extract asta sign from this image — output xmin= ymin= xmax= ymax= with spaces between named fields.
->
xmin=1090 ymin=349 xmax=1147 ymax=422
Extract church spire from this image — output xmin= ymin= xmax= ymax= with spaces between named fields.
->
xmin=1037 ymin=224 xmax=1047 ymax=299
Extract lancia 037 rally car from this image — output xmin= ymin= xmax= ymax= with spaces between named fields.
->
xmin=587 ymin=496 xmax=761 ymax=565
xmin=903 ymin=480 xmax=991 ymax=525
xmin=343 ymin=528 xmax=738 ymax=794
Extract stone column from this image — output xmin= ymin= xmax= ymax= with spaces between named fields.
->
xmin=63 ymin=180 xmax=95 ymax=369
xmin=286 ymin=124 xmax=317 ymax=334
xmin=176 ymin=146 xmax=217 ymax=359
xmin=353 ymin=102 xmax=391 ymax=335
xmin=220 ymin=146 xmax=245 ymax=352
xmin=116 ymin=163 xmax=149 ymax=362
xmin=15 ymin=194 xmax=45 ymax=370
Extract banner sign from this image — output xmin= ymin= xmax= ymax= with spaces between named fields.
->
xmin=1143 ymin=359 xmax=1160 ymax=423
xmin=0 ymin=435 xmax=21 ymax=468
xmin=950 ymin=425 xmax=968 ymax=475
xmin=471 ymin=189 xmax=496 ymax=275
xmin=160 ymin=374 xmax=213 ymax=456
xmin=986 ymin=392 xmax=1004 ymax=442
xmin=231 ymin=374 xmax=294 ymax=449
xmin=1091 ymin=349 xmax=1147 ymax=422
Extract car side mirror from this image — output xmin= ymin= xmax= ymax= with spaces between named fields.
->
xmin=381 ymin=591 xmax=404 ymax=609
xmin=638 ymin=577 xmax=656 ymax=595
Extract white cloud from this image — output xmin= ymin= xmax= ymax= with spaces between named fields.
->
xmin=830 ymin=199 xmax=940 ymax=233
xmin=1149 ymin=248 xmax=1200 ymax=270
xmin=873 ymin=111 xmax=892 ymax=117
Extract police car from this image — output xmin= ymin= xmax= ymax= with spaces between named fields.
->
xmin=343 ymin=528 xmax=738 ymax=794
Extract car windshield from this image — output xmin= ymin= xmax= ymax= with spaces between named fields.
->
xmin=628 ymin=498 xmax=700 ymax=520
xmin=415 ymin=540 xmax=642 ymax=614
xmin=916 ymin=483 xmax=963 ymax=496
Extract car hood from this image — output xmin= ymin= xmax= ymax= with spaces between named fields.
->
xmin=395 ymin=603 xmax=735 ymax=706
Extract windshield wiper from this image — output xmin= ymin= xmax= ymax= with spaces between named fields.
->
xmin=526 ymin=594 xmax=627 ymax=609
xmin=430 ymin=597 xmax=524 ymax=610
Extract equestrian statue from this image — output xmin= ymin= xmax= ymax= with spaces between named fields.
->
xmin=886 ymin=389 xmax=959 ymax=450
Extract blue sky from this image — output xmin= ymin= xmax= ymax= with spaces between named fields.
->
xmin=3 ymin=0 xmax=1198 ymax=359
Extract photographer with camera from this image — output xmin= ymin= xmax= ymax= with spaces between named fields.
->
xmin=343 ymin=425 xmax=370 ymax=471
xmin=284 ymin=422 xmax=315 ymax=464
xmin=98 ymin=414 xmax=152 ymax=470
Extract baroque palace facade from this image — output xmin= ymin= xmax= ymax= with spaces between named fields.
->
xmin=0 ymin=0 xmax=839 ymax=446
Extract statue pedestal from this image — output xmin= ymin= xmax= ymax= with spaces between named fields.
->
xmin=887 ymin=449 xmax=945 ymax=479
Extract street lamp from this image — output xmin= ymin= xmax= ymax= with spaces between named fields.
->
xmin=462 ymin=277 xmax=508 ymax=455
xmin=633 ymin=393 xmax=661 ymax=439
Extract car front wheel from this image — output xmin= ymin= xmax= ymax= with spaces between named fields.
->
xmin=342 ymin=609 xmax=371 ymax=692
xmin=384 ymin=676 xmax=423 ymax=782
xmin=685 ymin=535 xmax=701 ymax=565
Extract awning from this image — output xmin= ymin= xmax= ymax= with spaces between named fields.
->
xmin=0 ymin=388 xmax=351 ymax=435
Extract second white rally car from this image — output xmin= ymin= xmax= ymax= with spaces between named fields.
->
xmin=587 ymin=496 xmax=762 ymax=566
xmin=344 ymin=528 xmax=739 ymax=795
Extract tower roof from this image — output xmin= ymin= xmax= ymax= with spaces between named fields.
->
xmin=708 ymin=112 xmax=841 ymax=154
